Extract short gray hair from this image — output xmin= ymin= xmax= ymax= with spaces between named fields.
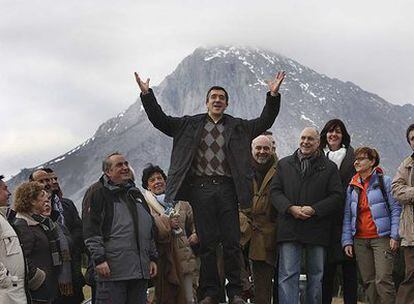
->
xmin=251 ymin=135 xmax=272 ymax=150
xmin=301 ymin=127 xmax=320 ymax=140
xmin=102 ymin=152 xmax=123 ymax=172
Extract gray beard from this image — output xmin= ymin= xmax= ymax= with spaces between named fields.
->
xmin=255 ymin=156 xmax=270 ymax=164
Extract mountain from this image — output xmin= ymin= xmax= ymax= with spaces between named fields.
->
xmin=8 ymin=46 xmax=414 ymax=209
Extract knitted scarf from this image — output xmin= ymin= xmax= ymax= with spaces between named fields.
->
xmin=297 ymin=149 xmax=320 ymax=178
xmin=32 ymin=214 xmax=73 ymax=296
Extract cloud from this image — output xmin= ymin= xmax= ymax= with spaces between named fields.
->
xmin=0 ymin=126 xmax=80 ymax=178
xmin=1 ymin=0 xmax=413 ymax=178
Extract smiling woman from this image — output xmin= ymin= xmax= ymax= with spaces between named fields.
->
xmin=13 ymin=182 xmax=60 ymax=304
xmin=342 ymin=147 xmax=401 ymax=304
xmin=319 ymin=118 xmax=358 ymax=304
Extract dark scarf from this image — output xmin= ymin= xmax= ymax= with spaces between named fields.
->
xmin=296 ymin=149 xmax=320 ymax=178
xmin=32 ymin=214 xmax=73 ymax=295
xmin=51 ymin=194 xmax=65 ymax=226
xmin=252 ymin=154 xmax=277 ymax=185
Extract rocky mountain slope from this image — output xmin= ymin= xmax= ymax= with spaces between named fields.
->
xmin=9 ymin=46 xmax=414 ymax=208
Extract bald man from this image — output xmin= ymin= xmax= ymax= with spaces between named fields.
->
xmin=248 ymin=135 xmax=279 ymax=304
xmin=30 ymin=169 xmax=65 ymax=225
xmin=270 ymin=127 xmax=343 ymax=304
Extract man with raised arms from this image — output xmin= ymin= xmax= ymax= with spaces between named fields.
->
xmin=135 ymin=71 xmax=285 ymax=304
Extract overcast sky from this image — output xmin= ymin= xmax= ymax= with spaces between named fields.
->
xmin=1 ymin=0 xmax=413 ymax=179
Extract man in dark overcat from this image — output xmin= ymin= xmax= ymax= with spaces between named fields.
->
xmin=135 ymin=71 xmax=285 ymax=304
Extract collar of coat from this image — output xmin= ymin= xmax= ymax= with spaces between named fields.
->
xmin=287 ymin=149 xmax=326 ymax=172
xmin=349 ymin=167 xmax=383 ymax=190
xmin=101 ymin=174 xmax=135 ymax=193
xmin=16 ymin=212 xmax=39 ymax=226
xmin=403 ymin=154 xmax=414 ymax=168
xmin=143 ymin=190 xmax=166 ymax=215
xmin=253 ymin=154 xmax=278 ymax=194
xmin=0 ymin=206 xmax=7 ymax=217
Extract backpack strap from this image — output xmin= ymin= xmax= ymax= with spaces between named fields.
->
xmin=377 ymin=171 xmax=389 ymax=204
xmin=349 ymin=184 xmax=361 ymax=202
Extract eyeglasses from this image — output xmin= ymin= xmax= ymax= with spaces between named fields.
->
xmin=354 ymin=157 xmax=369 ymax=162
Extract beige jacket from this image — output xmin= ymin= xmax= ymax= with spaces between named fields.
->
xmin=143 ymin=191 xmax=197 ymax=275
xmin=392 ymin=156 xmax=414 ymax=246
xmin=0 ymin=207 xmax=27 ymax=304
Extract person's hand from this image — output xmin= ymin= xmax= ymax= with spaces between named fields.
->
xmin=134 ymin=72 xmax=150 ymax=94
xmin=149 ymin=261 xmax=157 ymax=278
xmin=344 ymin=245 xmax=353 ymax=258
xmin=288 ymin=205 xmax=311 ymax=220
xmin=301 ymin=206 xmax=315 ymax=216
xmin=95 ymin=261 xmax=111 ymax=278
xmin=188 ymin=233 xmax=199 ymax=245
xmin=390 ymin=239 xmax=399 ymax=252
xmin=59 ymin=282 xmax=74 ymax=296
xmin=267 ymin=71 xmax=286 ymax=95
xmin=170 ymin=217 xmax=179 ymax=229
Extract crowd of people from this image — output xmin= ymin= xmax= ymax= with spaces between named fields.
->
xmin=0 ymin=71 xmax=413 ymax=304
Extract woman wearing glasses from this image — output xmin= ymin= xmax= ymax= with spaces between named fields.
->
xmin=342 ymin=147 xmax=401 ymax=304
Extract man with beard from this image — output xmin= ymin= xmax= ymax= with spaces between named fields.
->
xmin=42 ymin=168 xmax=85 ymax=304
xmin=271 ymin=127 xmax=343 ymax=304
xmin=247 ymin=135 xmax=279 ymax=304
xmin=135 ymin=71 xmax=285 ymax=304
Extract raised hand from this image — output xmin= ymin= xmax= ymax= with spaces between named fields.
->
xmin=134 ymin=72 xmax=150 ymax=94
xmin=267 ymin=71 xmax=286 ymax=95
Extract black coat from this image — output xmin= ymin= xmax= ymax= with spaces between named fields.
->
xmin=14 ymin=216 xmax=59 ymax=302
xmin=270 ymin=151 xmax=343 ymax=247
xmin=326 ymin=146 xmax=355 ymax=262
xmin=140 ymin=89 xmax=281 ymax=209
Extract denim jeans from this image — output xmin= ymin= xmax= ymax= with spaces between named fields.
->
xmin=278 ymin=242 xmax=326 ymax=304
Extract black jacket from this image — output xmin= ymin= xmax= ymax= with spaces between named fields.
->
xmin=140 ymin=89 xmax=281 ymax=209
xmin=270 ymin=150 xmax=343 ymax=247
xmin=14 ymin=215 xmax=59 ymax=302
xmin=326 ymin=146 xmax=355 ymax=262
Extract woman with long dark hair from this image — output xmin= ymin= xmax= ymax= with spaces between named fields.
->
xmin=319 ymin=119 xmax=358 ymax=304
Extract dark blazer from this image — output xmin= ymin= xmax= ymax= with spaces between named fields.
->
xmin=140 ymin=89 xmax=281 ymax=209
xmin=338 ymin=146 xmax=356 ymax=192
xmin=270 ymin=150 xmax=343 ymax=247
xmin=14 ymin=215 xmax=59 ymax=302
xmin=324 ymin=146 xmax=355 ymax=262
